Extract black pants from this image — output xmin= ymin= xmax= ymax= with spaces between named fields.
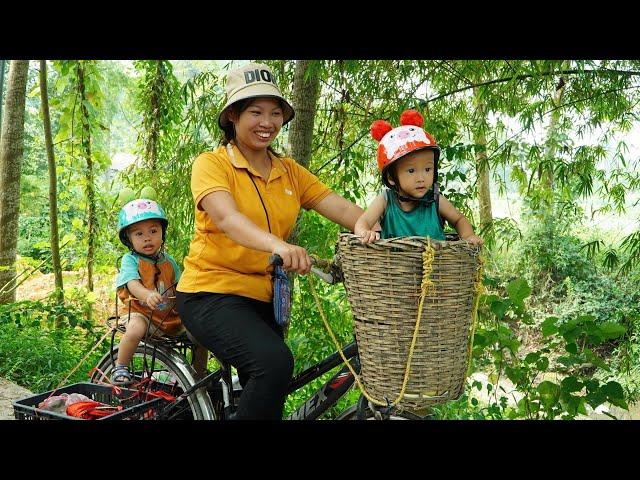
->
xmin=176 ymin=291 xmax=294 ymax=420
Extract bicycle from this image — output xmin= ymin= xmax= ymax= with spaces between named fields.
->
xmin=90 ymin=254 xmax=425 ymax=420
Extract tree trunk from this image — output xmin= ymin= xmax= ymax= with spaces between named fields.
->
xmin=472 ymin=86 xmax=493 ymax=233
xmin=76 ymin=62 xmax=96 ymax=294
xmin=40 ymin=60 xmax=64 ymax=312
xmin=0 ymin=59 xmax=6 ymax=142
xmin=288 ymin=60 xmax=320 ymax=169
xmin=287 ymin=60 xmax=321 ymax=246
xmin=540 ymin=65 xmax=569 ymax=198
xmin=145 ymin=61 xmax=161 ymax=171
xmin=0 ymin=60 xmax=29 ymax=304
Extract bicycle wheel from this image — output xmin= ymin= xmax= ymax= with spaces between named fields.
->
xmin=336 ymin=395 xmax=427 ymax=420
xmin=91 ymin=342 xmax=216 ymax=420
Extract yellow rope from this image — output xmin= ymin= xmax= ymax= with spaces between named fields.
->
xmin=307 ymin=275 xmax=384 ymax=404
xmin=308 ymin=239 xmax=437 ymax=408
xmin=465 ymin=251 xmax=485 ymax=376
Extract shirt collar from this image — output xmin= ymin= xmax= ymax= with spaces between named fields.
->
xmin=226 ymin=143 xmax=286 ymax=182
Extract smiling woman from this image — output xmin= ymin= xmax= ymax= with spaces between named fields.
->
xmin=175 ymin=62 xmax=367 ymax=420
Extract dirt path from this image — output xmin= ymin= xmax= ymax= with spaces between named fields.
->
xmin=0 ymin=377 xmax=33 ymax=420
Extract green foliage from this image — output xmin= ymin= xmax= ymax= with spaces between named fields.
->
xmin=605 ymin=313 xmax=640 ymax=401
xmin=284 ymin=257 xmax=356 ymax=418
xmin=0 ymin=298 xmax=109 ymax=392
xmin=469 ymin=278 xmax=628 ymax=419
xmin=133 ymin=60 xmax=182 ymax=172
xmin=553 ymin=273 xmax=640 ymax=327
xmin=516 ymin=214 xmax=593 ymax=291
xmin=18 ymin=215 xmax=53 ymax=272
xmin=10 ymin=59 xmax=640 ymax=418
xmin=619 ymin=231 xmax=640 ymax=276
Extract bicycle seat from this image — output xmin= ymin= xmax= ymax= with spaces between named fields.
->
xmin=106 ymin=315 xmax=200 ymax=350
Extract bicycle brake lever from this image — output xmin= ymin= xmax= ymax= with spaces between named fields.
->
xmin=311 ymin=266 xmax=334 ymax=284
xmin=270 ymin=253 xmax=334 ymax=283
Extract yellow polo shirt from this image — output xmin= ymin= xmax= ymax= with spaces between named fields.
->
xmin=177 ymin=144 xmax=332 ymax=302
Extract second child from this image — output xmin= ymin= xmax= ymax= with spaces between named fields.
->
xmin=112 ymin=198 xmax=185 ymax=385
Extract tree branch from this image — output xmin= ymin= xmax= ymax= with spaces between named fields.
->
xmin=425 ymin=68 xmax=640 ymax=104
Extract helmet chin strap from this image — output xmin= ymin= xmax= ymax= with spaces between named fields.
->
xmin=128 ymin=241 xmax=165 ymax=262
xmin=394 ymin=183 xmax=439 ymax=205
xmin=133 ymin=249 xmax=163 ymax=262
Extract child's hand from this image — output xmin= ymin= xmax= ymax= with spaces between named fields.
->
xmin=355 ymin=228 xmax=380 ymax=244
xmin=464 ymin=235 xmax=484 ymax=246
xmin=144 ymin=291 xmax=163 ymax=309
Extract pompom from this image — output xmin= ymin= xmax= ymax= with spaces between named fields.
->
xmin=400 ymin=109 xmax=424 ymax=127
xmin=370 ymin=120 xmax=393 ymax=141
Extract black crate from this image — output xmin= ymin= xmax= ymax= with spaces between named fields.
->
xmin=13 ymin=382 xmax=166 ymax=420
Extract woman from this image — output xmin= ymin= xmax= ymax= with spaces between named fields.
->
xmin=176 ymin=62 xmax=366 ymax=420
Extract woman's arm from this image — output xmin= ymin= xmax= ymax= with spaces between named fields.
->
xmin=200 ymin=191 xmax=312 ymax=274
xmin=311 ymin=192 xmax=365 ymax=232
xmin=313 ymin=192 xmax=383 ymax=233
xmin=438 ymin=195 xmax=483 ymax=245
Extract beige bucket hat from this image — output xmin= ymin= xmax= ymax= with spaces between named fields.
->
xmin=218 ymin=62 xmax=295 ymax=129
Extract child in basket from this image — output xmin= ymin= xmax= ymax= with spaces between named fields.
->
xmin=354 ymin=109 xmax=483 ymax=246
xmin=112 ymin=198 xmax=186 ymax=385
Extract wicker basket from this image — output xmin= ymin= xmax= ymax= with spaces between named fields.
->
xmin=336 ymin=233 xmax=482 ymax=411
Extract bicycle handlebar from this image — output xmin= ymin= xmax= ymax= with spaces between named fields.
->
xmin=268 ymin=253 xmax=336 ymax=284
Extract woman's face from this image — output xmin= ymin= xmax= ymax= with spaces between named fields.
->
xmin=231 ymin=98 xmax=284 ymax=152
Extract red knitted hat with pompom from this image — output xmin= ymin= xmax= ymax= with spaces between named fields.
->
xmin=369 ymin=109 xmax=440 ymax=187
xmin=370 ymin=120 xmax=393 ymax=141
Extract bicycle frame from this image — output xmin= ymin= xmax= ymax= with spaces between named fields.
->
xmin=154 ymin=340 xmax=360 ymax=420
xmin=286 ymin=340 xmax=359 ymax=420
xmin=98 ymin=253 xmax=379 ymax=420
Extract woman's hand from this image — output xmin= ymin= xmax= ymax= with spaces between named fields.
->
xmin=272 ymin=242 xmax=312 ymax=275
xmin=464 ymin=234 xmax=484 ymax=246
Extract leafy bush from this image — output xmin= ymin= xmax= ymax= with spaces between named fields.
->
xmin=553 ymin=274 xmax=640 ymax=327
xmin=0 ymin=299 xmax=110 ymax=392
xmin=517 ymin=222 xmax=593 ymax=293
xmin=605 ymin=320 xmax=640 ymax=401
xmin=18 ymin=216 xmax=53 ymax=273
xmin=467 ymin=277 xmax=628 ymax=419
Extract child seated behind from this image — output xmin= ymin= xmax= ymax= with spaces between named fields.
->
xmin=113 ymin=198 xmax=185 ymax=385
xmin=354 ymin=109 xmax=483 ymax=246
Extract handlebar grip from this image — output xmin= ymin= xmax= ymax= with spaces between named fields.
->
xmin=269 ymin=254 xmax=284 ymax=266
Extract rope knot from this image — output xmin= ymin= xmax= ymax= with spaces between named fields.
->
xmin=420 ymin=242 xmax=436 ymax=297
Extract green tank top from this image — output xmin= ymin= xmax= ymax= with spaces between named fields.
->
xmin=380 ymin=188 xmax=445 ymax=240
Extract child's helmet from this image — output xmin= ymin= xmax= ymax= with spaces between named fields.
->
xmin=117 ymin=198 xmax=168 ymax=249
xmin=370 ymin=109 xmax=440 ymax=188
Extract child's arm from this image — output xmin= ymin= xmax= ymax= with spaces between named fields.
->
xmin=438 ymin=195 xmax=484 ymax=246
xmin=354 ymin=194 xmax=386 ymax=244
xmin=126 ymin=279 xmax=163 ymax=309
